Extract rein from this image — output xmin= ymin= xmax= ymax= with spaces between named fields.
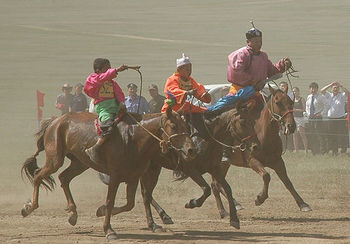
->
xmin=201 ymin=113 xmax=256 ymax=152
xmin=126 ymin=112 xmax=189 ymax=154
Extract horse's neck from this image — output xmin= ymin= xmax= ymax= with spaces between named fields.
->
xmin=255 ymin=103 xmax=280 ymax=142
xmin=206 ymin=111 xmax=233 ymax=139
xmin=132 ymin=116 xmax=162 ymax=143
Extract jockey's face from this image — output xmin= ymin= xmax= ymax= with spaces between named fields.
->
xmin=247 ymin=36 xmax=262 ymax=53
xmin=177 ymin=63 xmax=192 ymax=80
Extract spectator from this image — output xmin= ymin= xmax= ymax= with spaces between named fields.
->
xmin=125 ymin=83 xmax=150 ymax=114
xmin=71 ymin=83 xmax=88 ymax=112
xmin=148 ymin=84 xmax=166 ymax=113
xmin=305 ymin=82 xmax=328 ymax=155
xmin=56 ymin=83 xmax=73 ymax=115
xmin=292 ymin=87 xmax=308 ymax=153
xmin=279 ymin=81 xmax=294 ymax=100
xmin=321 ymin=81 xmax=349 ymax=155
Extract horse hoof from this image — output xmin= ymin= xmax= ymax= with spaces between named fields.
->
xmin=152 ymin=224 xmax=164 ymax=233
xmin=21 ymin=208 xmax=29 ymax=217
xmin=230 ymin=220 xmax=240 ymax=230
xmin=255 ymin=195 xmax=265 ymax=206
xmin=162 ymin=216 xmax=174 ymax=225
xmin=235 ymin=203 xmax=244 ymax=211
xmin=219 ymin=211 xmax=229 ymax=219
xmin=106 ymin=232 xmax=118 ymax=241
xmin=68 ymin=213 xmax=78 ymax=226
xmin=96 ymin=205 xmax=106 ymax=217
xmin=300 ymin=204 xmax=312 ymax=212
xmin=185 ymin=199 xmax=197 ymax=209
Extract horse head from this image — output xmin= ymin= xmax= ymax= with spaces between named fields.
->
xmin=227 ymin=100 xmax=260 ymax=153
xmin=268 ymin=85 xmax=296 ymax=135
xmin=160 ymin=106 xmax=197 ymax=162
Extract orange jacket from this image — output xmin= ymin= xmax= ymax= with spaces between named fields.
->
xmin=161 ymin=72 xmax=211 ymax=113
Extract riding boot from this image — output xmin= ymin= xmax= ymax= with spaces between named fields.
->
xmin=85 ymin=134 xmax=109 ymax=164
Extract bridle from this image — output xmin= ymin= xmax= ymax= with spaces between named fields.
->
xmin=201 ymin=113 xmax=257 ymax=152
xmin=268 ymin=93 xmax=294 ymax=125
xmin=126 ymin=112 xmax=190 ymax=155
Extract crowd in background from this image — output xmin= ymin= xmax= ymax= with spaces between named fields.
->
xmin=280 ymin=81 xmax=349 ymax=156
xmin=55 ymin=79 xmax=349 ymax=157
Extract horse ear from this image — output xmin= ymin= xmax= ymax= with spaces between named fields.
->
xmin=268 ymin=84 xmax=277 ymax=95
xmin=166 ymin=106 xmax=173 ymax=118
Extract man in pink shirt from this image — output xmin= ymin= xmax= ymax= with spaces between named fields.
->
xmin=227 ymin=22 xmax=291 ymax=95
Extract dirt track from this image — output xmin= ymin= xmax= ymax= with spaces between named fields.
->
xmin=1 ymin=153 xmax=350 ymax=243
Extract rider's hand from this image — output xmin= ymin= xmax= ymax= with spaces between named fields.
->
xmin=186 ymin=89 xmax=197 ymax=96
xmin=116 ymin=64 xmax=128 ymax=73
xmin=283 ymin=58 xmax=292 ymax=70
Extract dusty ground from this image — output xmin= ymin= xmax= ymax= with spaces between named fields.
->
xmin=1 ymin=0 xmax=350 ymax=243
xmin=1 ymin=153 xmax=350 ymax=243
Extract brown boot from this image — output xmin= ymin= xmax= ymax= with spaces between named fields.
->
xmin=85 ymin=136 xmax=108 ymax=164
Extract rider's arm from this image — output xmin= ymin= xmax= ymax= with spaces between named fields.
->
xmin=227 ymin=49 xmax=254 ymax=86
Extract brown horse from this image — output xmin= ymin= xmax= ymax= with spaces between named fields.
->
xmin=125 ymin=86 xmax=311 ymax=230
xmin=98 ymin=100 xmax=260 ymax=231
xmin=211 ymin=85 xmax=312 ymax=218
xmin=21 ymin=107 xmax=196 ymax=240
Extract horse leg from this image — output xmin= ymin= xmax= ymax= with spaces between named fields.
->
xmin=184 ymin=170 xmax=211 ymax=209
xmin=140 ymin=165 xmax=165 ymax=232
xmin=211 ymin=167 xmax=240 ymax=229
xmin=21 ymin=156 xmax=62 ymax=217
xmin=97 ymin=179 xmax=139 ymax=217
xmin=248 ymin=157 xmax=271 ymax=206
xmin=273 ymin=157 xmax=312 ymax=212
xmin=58 ymin=159 xmax=89 ymax=226
xmin=103 ymin=173 xmax=120 ymax=241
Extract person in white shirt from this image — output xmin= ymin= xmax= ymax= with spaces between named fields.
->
xmin=305 ymin=82 xmax=328 ymax=155
xmin=321 ymin=81 xmax=349 ymax=155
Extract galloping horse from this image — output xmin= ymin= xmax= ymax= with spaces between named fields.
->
xmin=98 ymin=100 xmax=260 ymax=231
xmin=210 ymin=85 xmax=312 ymax=219
xmin=121 ymin=86 xmax=311 ymax=230
xmin=21 ymin=107 xmax=196 ymax=240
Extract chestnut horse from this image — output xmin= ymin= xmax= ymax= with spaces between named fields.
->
xmin=98 ymin=100 xmax=260 ymax=230
xmin=210 ymin=86 xmax=312 ymax=218
xmin=128 ymin=86 xmax=311 ymax=229
xmin=21 ymin=107 xmax=196 ymax=240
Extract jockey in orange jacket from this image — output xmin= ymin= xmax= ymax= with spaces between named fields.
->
xmin=161 ymin=53 xmax=211 ymax=113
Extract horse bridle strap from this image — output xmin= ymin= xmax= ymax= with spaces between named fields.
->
xmin=201 ymin=113 xmax=255 ymax=152
xmin=126 ymin=112 xmax=189 ymax=153
xmin=268 ymin=95 xmax=294 ymax=123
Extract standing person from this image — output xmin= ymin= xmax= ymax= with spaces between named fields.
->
xmin=56 ymin=83 xmax=73 ymax=115
xmin=161 ymin=53 xmax=211 ymax=113
xmin=71 ymin=83 xmax=88 ymax=112
xmin=125 ymin=83 xmax=150 ymax=114
xmin=321 ymin=81 xmax=349 ymax=155
xmin=279 ymin=81 xmax=294 ymax=100
xmin=148 ymin=84 xmax=166 ymax=113
xmin=305 ymin=82 xmax=328 ymax=155
xmin=84 ymin=58 xmax=128 ymax=164
xmin=292 ymin=87 xmax=308 ymax=153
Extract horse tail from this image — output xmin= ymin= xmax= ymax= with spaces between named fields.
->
xmin=173 ymin=169 xmax=189 ymax=181
xmin=21 ymin=117 xmax=57 ymax=191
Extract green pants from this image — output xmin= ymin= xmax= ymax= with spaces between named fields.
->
xmin=95 ymin=99 xmax=120 ymax=122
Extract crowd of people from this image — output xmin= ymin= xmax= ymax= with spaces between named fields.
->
xmin=280 ymin=81 xmax=349 ymax=156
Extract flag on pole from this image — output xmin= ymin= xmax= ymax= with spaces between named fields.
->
xmin=36 ymin=90 xmax=45 ymax=124
xmin=347 ymin=94 xmax=350 ymax=145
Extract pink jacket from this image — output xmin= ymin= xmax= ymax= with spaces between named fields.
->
xmin=227 ymin=46 xmax=286 ymax=86
xmin=84 ymin=68 xmax=125 ymax=105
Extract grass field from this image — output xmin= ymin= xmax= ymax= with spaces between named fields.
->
xmin=1 ymin=0 xmax=350 ymax=243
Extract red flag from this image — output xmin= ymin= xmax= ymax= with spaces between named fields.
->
xmin=37 ymin=90 xmax=45 ymax=107
xmin=36 ymin=90 xmax=45 ymax=123
xmin=347 ymin=95 xmax=350 ymax=130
